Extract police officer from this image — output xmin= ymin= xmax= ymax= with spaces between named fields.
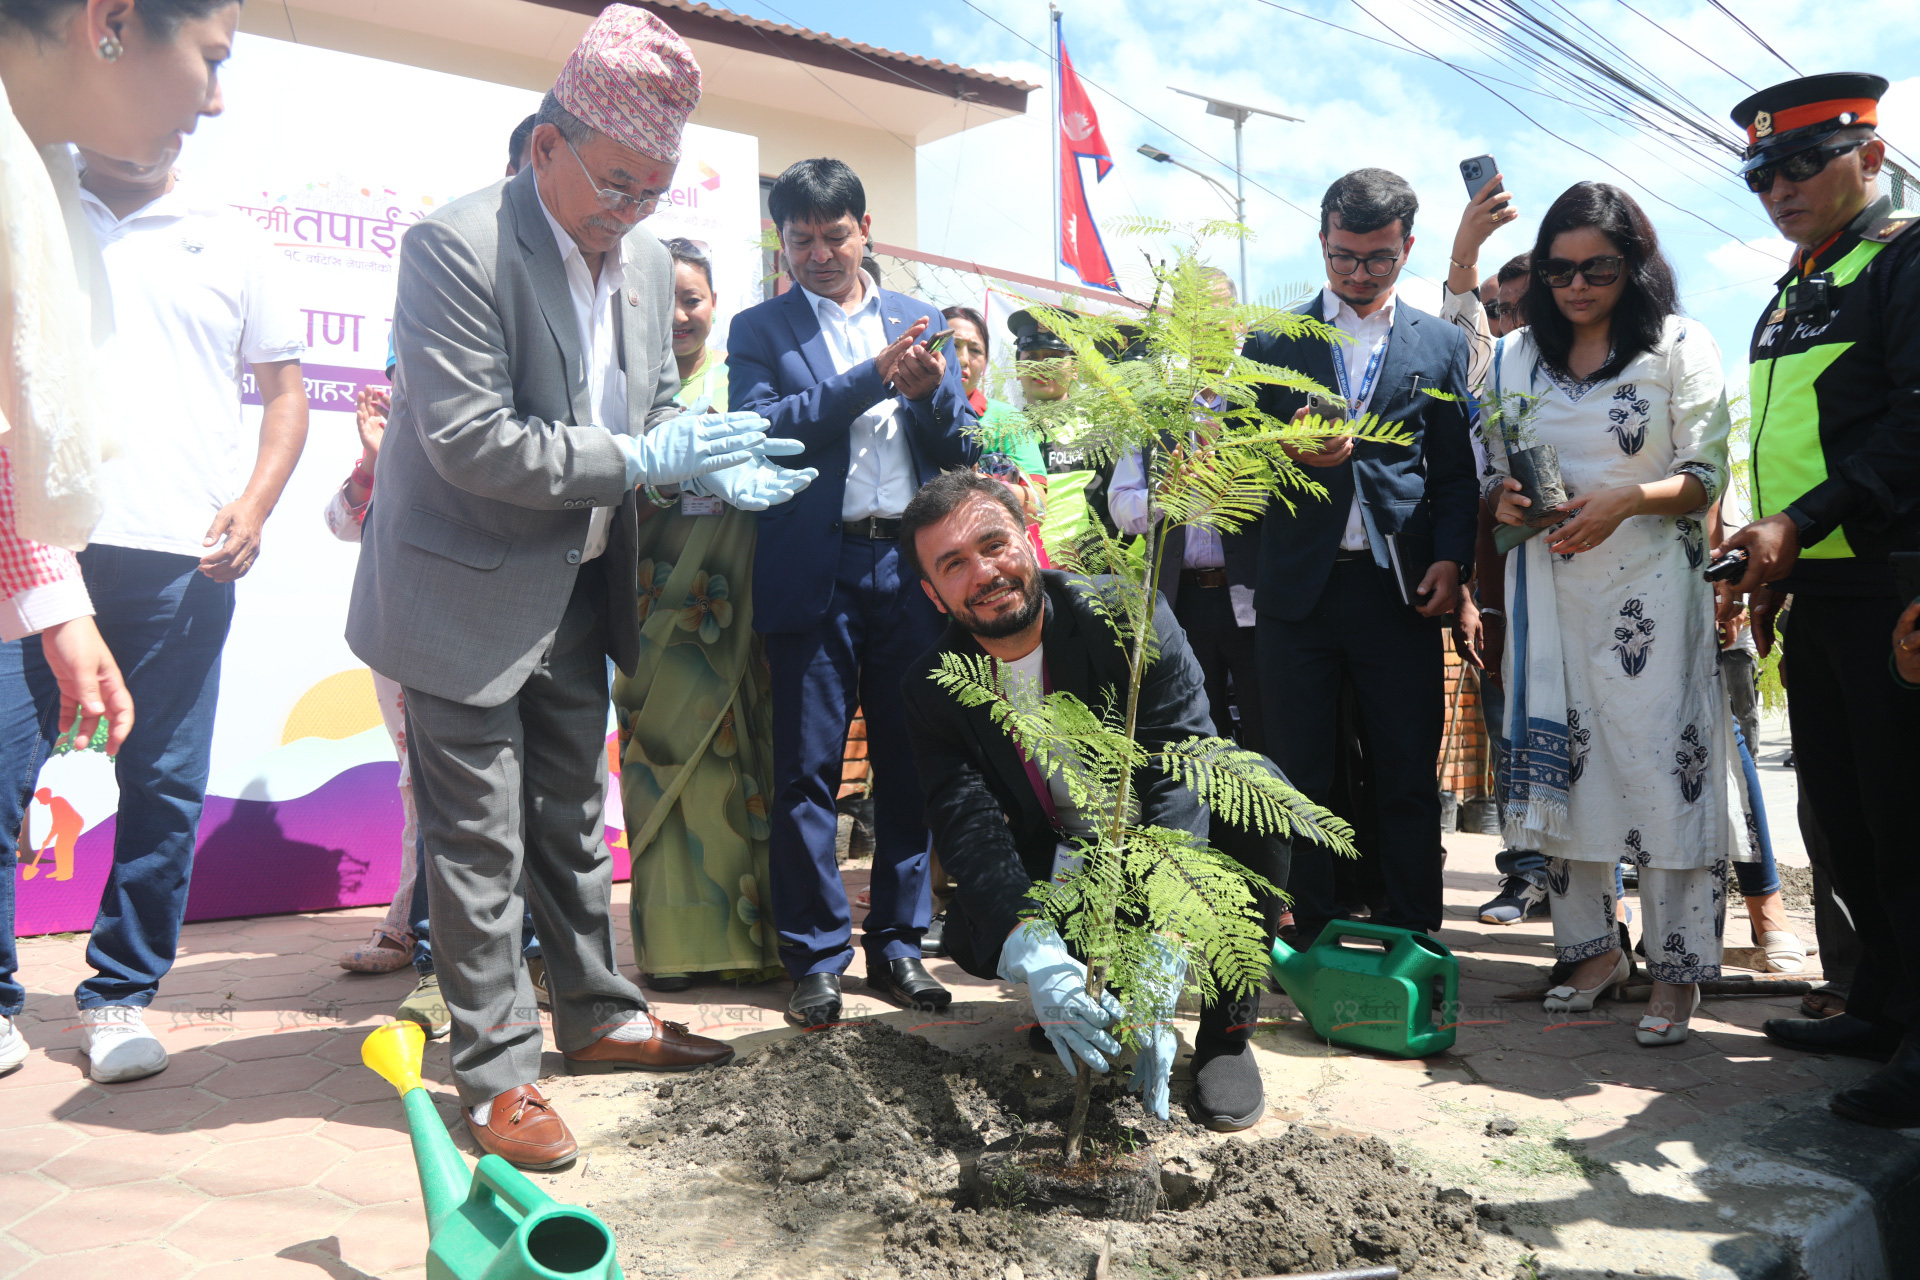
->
xmin=1007 ymin=309 xmax=1118 ymax=544
xmin=1716 ymin=73 xmax=1920 ymax=1128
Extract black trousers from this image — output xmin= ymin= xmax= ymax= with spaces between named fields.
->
xmin=1782 ymin=594 xmax=1920 ymax=1029
xmin=1258 ymin=558 xmax=1444 ymax=938
xmin=1174 ymin=582 xmax=1267 ymax=755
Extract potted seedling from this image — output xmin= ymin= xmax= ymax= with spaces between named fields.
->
xmin=933 ymin=223 xmax=1407 ymax=1210
xmin=1481 ymin=390 xmax=1566 ymax=552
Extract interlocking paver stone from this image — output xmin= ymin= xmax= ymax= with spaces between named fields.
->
xmin=9 ymin=1178 xmax=205 ymax=1253
xmin=41 ymin=1130 xmax=213 ymax=1189
xmin=199 ymin=1053 xmax=336 ymax=1099
xmin=166 ymin=1186 xmax=354 ymax=1262
xmin=13 ymin=1241 xmax=194 ymax=1279
xmin=177 ymin=1133 xmax=347 ymax=1197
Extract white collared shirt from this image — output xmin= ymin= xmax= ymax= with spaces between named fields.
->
xmin=81 ymin=177 xmax=304 ymax=556
xmin=537 ymin=188 xmax=628 ymax=562
xmin=1322 ymin=286 xmax=1396 ymax=553
xmin=806 ymin=269 xmax=914 ymax=520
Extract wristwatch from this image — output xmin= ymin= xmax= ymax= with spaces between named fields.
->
xmin=1783 ymin=504 xmax=1818 ymax=544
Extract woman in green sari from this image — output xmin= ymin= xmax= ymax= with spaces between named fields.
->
xmin=613 ymin=240 xmax=781 ymax=991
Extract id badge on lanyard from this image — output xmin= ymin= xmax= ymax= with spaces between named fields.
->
xmin=1049 ymin=841 xmax=1086 ymax=884
xmin=1334 ymin=333 xmax=1389 ymax=416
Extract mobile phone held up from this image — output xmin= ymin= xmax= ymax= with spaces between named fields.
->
xmin=1460 ymin=155 xmax=1503 ymax=201
xmin=1305 ymin=391 xmax=1347 ymax=423
xmin=921 ymin=328 xmax=954 ymax=355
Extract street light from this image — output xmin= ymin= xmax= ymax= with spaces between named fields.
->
xmin=1166 ymin=87 xmax=1303 ymax=302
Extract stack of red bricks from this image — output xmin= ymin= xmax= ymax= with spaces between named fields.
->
xmin=839 ymin=709 xmax=869 ymax=800
xmin=1439 ymin=632 xmax=1491 ymax=801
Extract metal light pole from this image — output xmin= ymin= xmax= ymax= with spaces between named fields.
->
xmin=1165 ymin=88 xmax=1302 ymax=302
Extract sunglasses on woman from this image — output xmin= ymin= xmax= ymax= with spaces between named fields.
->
xmin=1741 ymin=138 xmax=1869 ymax=194
xmin=1537 ymin=255 xmax=1625 ymax=289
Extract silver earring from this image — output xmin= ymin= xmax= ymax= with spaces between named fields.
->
xmin=98 ymin=32 xmax=124 ymax=61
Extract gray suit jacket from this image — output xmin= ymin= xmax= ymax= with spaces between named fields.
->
xmin=346 ymin=168 xmax=680 ymax=706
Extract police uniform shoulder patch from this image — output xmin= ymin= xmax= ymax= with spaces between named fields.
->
xmin=1864 ymin=211 xmax=1917 ymax=243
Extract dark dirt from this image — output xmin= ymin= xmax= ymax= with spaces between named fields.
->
xmin=581 ymin=1022 xmax=1494 ymax=1279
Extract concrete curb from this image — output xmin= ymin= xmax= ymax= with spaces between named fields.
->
xmin=1482 ymin=1082 xmax=1920 ymax=1279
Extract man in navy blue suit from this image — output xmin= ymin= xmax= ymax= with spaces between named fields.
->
xmin=1242 ymin=168 xmax=1478 ymax=945
xmin=727 ymin=159 xmax=974 ymax=1027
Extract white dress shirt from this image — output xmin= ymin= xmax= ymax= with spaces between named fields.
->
xmin=537 ymin=189 xmax=627 ymax=562
xmin=808 ymin=269 xmax=914 ymax=520
xmin=1322 ymin=287 xmax=1395 ymax=553
xmin=81 ymin=178 xmax=305 ymax=557
xmin=1108 ymin=391 xmax=1227 ymax=568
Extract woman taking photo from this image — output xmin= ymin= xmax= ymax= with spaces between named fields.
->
xmin=613 ymin=238 xmax=782 ymax=992
xmin=1488 ymin=181 xmax=1751 ymax=1048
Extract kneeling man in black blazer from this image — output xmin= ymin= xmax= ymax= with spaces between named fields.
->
xmin=898 ymin=471 xmax=1287 ymax=1131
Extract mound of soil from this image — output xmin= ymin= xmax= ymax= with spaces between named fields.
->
xmin=587 ymin=1022 xmax=1489 ymax=1279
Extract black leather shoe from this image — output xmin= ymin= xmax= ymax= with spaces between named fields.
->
xmin=1829 ymin=1033 xmax=1920 ymax=1128
xmin=923 ymin=912 xmax=947 ymax=958
xmin=1763 ymin=1013 xmax=1901 ymax=1061
xmin=786 ymin=972 xmax=842 ymax=1029
xmin=645 ymin=972 xmax=695 ymax=993
xmin=865 ymin=957 xmax=952 ymax=1011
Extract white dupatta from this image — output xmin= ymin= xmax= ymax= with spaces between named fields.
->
xmin=0 ymin=76 xmax=114 ymax=550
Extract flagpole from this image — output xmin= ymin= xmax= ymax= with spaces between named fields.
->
xmin=1050 ymin=4 xmax=1061 ymax=283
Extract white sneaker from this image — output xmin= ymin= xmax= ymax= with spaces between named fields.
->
xmin=0 ymin=1015 xmax=28 ymax=1076
xmin=79 ymin=1006 xmax=169 ymax=1083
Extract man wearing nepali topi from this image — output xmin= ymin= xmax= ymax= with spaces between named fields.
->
xmin=346 ymin=4 xmax=812 ymax=1171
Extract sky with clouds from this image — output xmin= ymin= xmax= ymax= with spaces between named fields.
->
xmin=720 ymin=0 xmax=1918 ymax=385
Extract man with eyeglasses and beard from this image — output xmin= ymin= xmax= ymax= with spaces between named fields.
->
xmin=1713 ymin=73 xmax=1920 ymax=1130
xmin=1238 ymin=168 xmax=1479 ymax=950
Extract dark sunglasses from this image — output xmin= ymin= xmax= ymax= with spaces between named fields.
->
xmin=1326 ymin=250 xmax=1404 ymax=277
xmin=1537 ymin=255 xmax=1624 ymax=289
xmin=1741 ymin=139 xmax=1868 ymax=194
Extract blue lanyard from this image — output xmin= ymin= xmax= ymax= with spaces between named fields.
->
xmin=1332 ymin=331 xmax=1389 ymax=413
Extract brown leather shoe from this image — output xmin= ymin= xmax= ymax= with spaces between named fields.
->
xmin=465 ymin=1084 xmax=576 ymax=1171
xmin=564 ymin=1012 xmax=735 ymax=1074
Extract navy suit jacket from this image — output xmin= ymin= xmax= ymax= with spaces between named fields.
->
xmin=727 ymin=283 xmax=974 ymax=634
xmin=1241 ymin=292 xmax=1478 ymax=622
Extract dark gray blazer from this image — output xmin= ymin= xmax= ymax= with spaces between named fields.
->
xmin=347 ymin=168 xmax=681 ymax=706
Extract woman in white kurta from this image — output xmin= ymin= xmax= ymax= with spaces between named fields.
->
xmin=1487 ymin=182 xmax=1751 ymax=1048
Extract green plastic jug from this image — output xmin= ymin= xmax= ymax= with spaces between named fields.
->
xmin=363 ymin=1021 xmax=624 ymax=1280
xmin=1269 ymin=919 xmax=1459 ymax=1058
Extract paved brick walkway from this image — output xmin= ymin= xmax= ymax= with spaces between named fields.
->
xmin=1 ymin=834 xmax=1843 ymax=1277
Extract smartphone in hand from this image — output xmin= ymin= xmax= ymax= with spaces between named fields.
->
xmin=1305 ymin=391 xmax=1347 ymax=422
xmin=1460 ymin=155 xmax=1504 ymax=201
xmin=921 ymin=328 xmax=954 ymax=355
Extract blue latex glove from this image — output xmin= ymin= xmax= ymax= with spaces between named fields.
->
xmin=1126 ymin=936 xmax=1187 ymax=1121
xmin=997 ymin=922 xmax=1125 ymax=1079
xmin=615 ymin=411 xmax=773 ymax=487
xmin=692 ymin=456 xmax=819 ymax=511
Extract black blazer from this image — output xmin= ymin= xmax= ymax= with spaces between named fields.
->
xmin=1240 ymin=292 xmax=1479 ymax=621
xmin=901 ymin=572 xmax=1214 ymax=975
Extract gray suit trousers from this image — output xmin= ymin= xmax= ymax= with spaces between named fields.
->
xmin=403 ymin=568 xmax=647 ymax=1105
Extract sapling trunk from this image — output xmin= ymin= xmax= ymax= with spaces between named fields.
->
xmin=1065 ymin=522 xmax=1165 ymax=1166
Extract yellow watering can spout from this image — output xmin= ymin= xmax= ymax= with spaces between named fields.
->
xmin=362 ymin=1018 xmax=426 ymax=1096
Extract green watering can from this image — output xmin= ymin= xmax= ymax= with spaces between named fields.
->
xmin=362 ymin=1021 xmax=623 ymax=1280
xmin=1269 ymin=919 xmax=1460 ymax=1058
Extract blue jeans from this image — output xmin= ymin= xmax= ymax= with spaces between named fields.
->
xmin=405 ymin=826 xmax=540 ymax=977
xmin=0 ymin=637 xmax=65 ymax=1016
xmin=76 ymin=547 xmax=233 ymax=1008
xmin=1474 ymin=671 xmax=1546 ymax=882
xmin=1733 ymin=726 xmax=1780 ymax=897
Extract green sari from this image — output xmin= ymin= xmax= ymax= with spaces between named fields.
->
xmin=613 ymin=353 xmax=782 ymax=982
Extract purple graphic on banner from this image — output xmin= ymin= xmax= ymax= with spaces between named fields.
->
xmin=243 ymin=362 xmax=388 ymax=412
xmin=15 ymin=761 xmax=633 ymax=936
